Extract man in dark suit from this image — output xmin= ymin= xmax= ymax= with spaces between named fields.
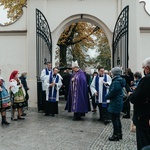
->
xmin=62 ymin=69 xmax=71 ymax=101
xmin=129 ymin=57 xmax=150 ymax=150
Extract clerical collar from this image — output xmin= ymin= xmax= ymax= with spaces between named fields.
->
xmin=99 ymin=75 xmax=104 ymax=77
xmin=53 ymin=74 xmax=56 ymax=77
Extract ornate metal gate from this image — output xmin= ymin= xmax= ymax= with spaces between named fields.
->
xmin=36 ymin=9 xmax=52 ymax=111
xmin=112 ymin=6 xmax=129 ymax=70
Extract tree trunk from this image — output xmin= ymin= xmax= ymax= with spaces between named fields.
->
xmin=59 ymin=44 xmax=67 ymax=66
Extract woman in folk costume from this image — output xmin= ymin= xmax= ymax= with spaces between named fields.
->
xmin=0 ymin=69 xmax=11 ymax=125
xmin=65 ymin=61 xmax=91 ymax=121
xmin=9 ymin=70 xmax=25 ymax=120
xmin=90 ymin=66 xmax=112 ymax=124
xmin=44 ymin=67 xmax=62 ymax=116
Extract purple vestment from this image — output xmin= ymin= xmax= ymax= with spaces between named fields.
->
xmin=65 ymin=69 xmax=91 ymax=113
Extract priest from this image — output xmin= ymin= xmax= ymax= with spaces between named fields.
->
xmin=65 ymin=61 xmax=91 ymax=120
xmin=44 ymin=67 xmax=62 ymax=116
xmin=90 ymin=66 xmax=112 ymax=124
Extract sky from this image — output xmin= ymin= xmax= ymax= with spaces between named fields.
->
xmin=87 ymin=48 xmax=99 ymax=58
xmin=0 ymin=6 xmax=10 ymax=25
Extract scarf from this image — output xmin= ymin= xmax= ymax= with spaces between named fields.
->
xmin=48 ymin=71 xmax=59 ymax=102
xmin=95 ymin=74 xmax=107 ymax=107
xmin=9 ymin=70 xmax=18 ymax=81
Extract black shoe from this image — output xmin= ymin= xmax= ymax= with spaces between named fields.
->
xmin=92 ymin=109 xmax=97 ymax=112
xmin=98 ymin=118 xmax=104 ymax=122
xmin=51 ymin=114 xmax=55 ymax=117
xmin=118 ymin=133 xmax=123 ymax=140
xmin=18 ymin=116 xmax=25 ymax=120
xmin=73 ymin=118 xmax=78 ymax=121
xmin=73 ymin=117 xmax=83 ymax=121
xmin=104 ymin=120 xmax=111 ymax=125
xmin=11 ymin=117 xmax=18 ymax=121
xmin=2 ymin=116 xmax=10 ymax=125
xmin=44 ymin=113 xmax=50 ymax=116
xmin=123 ymin=115 xmax=130 ymax=119
xmin=108 ymin=135 xmax=119 ymax=141
xmin=1 ymin=121 xmax=10 ymax=125
xmin=21 ymin=113 xmax=26 ymax=116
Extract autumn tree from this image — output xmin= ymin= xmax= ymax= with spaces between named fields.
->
xmin=0 ymin=0 xmax=27 ymax=25
xmin=57 ymin=22 xmax=102 ymax=67
xmin=92 ymin=31 xmax=111 ymax=70
xmin=57 ymin=22 xmax=111 ymax=70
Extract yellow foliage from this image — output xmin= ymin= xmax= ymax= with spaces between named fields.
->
xmin=0 ymin=0 xmax=27 ymax=22
xmin=58 ymin=22 xmax=111 ymax=68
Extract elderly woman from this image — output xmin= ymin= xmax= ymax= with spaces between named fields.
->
xmin=9 ymin=70 xmax=25 ymax=120
xmin=105 ymin=67 xmax=126 ymax=141
xmin=0 ymin=69 xmax=11 ymax=125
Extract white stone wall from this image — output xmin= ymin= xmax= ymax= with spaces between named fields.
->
xmin=47 ymin=0 xmax=118 ymax=32
xmin=0 ymin=8 xmax=27 ymax=93
xmin=0 ymin=35 xmax=27 ymax=83
xmin=137 ymin=1 xmax=150 ymax=74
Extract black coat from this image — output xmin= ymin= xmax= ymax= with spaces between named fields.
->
xmin=129 ymin=74 xmax=150 ymax=116
xmin=19 ymin=76 xmax=29 ymax=101
xmin=62 ymin=73 xmax=71 ymax=89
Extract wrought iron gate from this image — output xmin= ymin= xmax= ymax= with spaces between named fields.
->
xmin=36 ymin=9 xmax=52 ymax=111
xmin=112 ymin=6 xmax=129 ymax=70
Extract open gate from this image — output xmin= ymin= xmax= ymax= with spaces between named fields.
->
xmin=112 ymin=6 xmax=129 ymax=70
xmin=36 ymin=9 xmax=52 ymax=111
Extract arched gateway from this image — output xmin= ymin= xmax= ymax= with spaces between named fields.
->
xmin=36 ymin=6 xmax=129 ymax=111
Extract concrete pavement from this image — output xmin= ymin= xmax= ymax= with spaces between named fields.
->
xmin=0 ymin=100 xmax=137 ymax=150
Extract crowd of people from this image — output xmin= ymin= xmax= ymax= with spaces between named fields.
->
xmin=0 ymin=57 xmax=150 ymax=150
xmin=39 ymin=58 xmax=150 ymax=149
xmin=0 ymin=69 xmax=29 ymax=124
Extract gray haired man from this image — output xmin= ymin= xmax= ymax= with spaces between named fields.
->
xmin=129 ymin=57 xmax=150 ymax=150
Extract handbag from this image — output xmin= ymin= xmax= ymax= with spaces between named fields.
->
xmin=123 ymin=87 xmax=128 ymax=99
xmin=2 ymin=102 xmax=11 ymax=108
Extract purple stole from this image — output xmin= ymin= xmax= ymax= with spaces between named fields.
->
xmin=71 ymin=72 xmax=78 ymax=111
xmin=48 ymin=71 xmax=59 ymax=102
xmin=95 ymin=74 xmax=107 ymax=107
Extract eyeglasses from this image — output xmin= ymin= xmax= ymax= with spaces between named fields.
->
xmin=142 ymin=66 xmax=146 ymax=69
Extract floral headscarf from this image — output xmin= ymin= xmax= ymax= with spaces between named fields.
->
xmin=9 ymin=70 xmax=18 ymax=81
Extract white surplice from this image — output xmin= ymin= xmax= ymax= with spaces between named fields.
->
xmin=44 ymin=74 xmax=62 ymax=101
xmin=40 ymin=68 xmax=52 ymax=91
xmin=90 ymin=74 xmax=112 ymax=103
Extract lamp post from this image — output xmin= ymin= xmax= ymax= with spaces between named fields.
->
xmin=44 ymin=58 xmax=47 ymax=65
xmin=117 ymin=57 xmax=120 ymax=66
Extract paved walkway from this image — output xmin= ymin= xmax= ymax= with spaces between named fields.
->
xmin=0 ymin=100 xmax=137 ymax=150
